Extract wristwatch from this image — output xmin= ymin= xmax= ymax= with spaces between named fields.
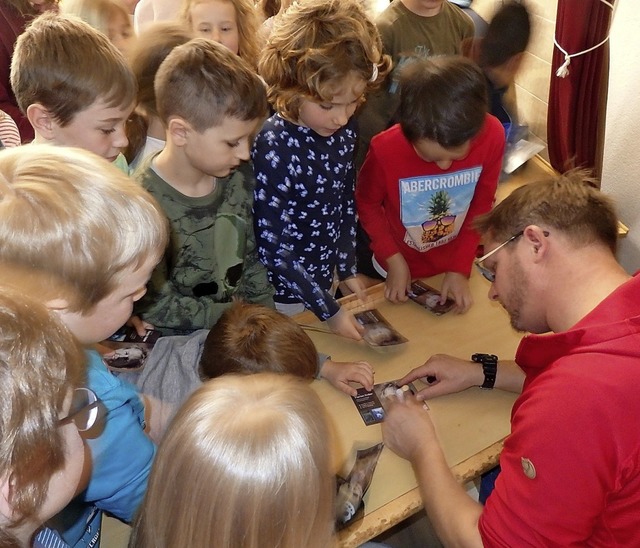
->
xmin=472 ymin=353 xmax=498 ymax=390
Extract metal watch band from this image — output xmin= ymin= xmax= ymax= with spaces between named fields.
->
xmin=471 ymin=353 xmax=498 ymax=390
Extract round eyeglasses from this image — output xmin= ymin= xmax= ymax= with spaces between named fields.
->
xmin=58 ymin=387 xmax=100 ymax=432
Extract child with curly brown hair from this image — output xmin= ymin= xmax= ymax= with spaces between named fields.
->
xmin=252 ymin=0 xmax=391 ymax=340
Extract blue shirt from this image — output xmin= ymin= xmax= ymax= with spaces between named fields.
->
xmin=48 ymin=350 xmax=155 ymax=546
xmin=251 ymin=115 xmax=358 ymax=320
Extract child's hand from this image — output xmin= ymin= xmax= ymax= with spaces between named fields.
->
xmin=127 ymin=315 xmax=156 ymax=337
xmin=326 ymin=307 xmax=364 ymax=340
xmin=384 ymin=253 xmax=411 ymax=303
xmin=440 ymin=272 xmax=473 ymax=313
xmin=320 ymin=359 xmax=374 ymax=396
xmin=341 ymin=275 xmax=368 ymax=303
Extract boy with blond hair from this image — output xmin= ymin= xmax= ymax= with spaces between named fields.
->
xmin=133 ymin=38 xmax=274 ymax=334
xmin=0 ymin=144 xmax=168 ymax=546
xmin=10 ymin=12 xmax=136 ymax=169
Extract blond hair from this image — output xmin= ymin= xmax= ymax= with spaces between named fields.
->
xmin=10 ymin=12 xmax=136 ymax=126
xmin=155 ymin=38 xmax=268 ymax=131
xmin=200 ymin=302 xmax=317 ymax=380
xmin=0 ymin=288 xmax=85 ymax=528
xmin=130 ymin=374 xmax=335 ymax=548
xmin=259 ymin=0 xmax=391 ymax=121
xmin=474 ymin=171 xmax=619 ymax=253
xmin=0 ymin=145 xmax=168 ymax=313
xmin=60 ymin=0 xmax=131 ymax=40
xmin=179 ymin=0 xmax=260 ymax=67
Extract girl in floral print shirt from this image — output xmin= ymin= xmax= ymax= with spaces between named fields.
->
xmin=251 ymin=0 xmax=390 ymax=339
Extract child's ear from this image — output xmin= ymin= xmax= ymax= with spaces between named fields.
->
xmin=166 ymin=117 xmax=190 ymax=146
xmin=26 ymin=103 xmax=57 ymax=140
xmin=0 ymin=473 xmax=15 ymax=522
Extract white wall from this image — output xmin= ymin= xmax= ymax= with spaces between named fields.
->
xmin=601 ymin=0 xmax=640 ymax=273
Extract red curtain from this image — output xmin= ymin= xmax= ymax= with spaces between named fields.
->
xmin=547 ymin=0 xmax=614 ymax=173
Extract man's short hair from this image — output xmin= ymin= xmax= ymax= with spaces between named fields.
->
xmin=10 ymin=12 xmax=136 ymax=126
xmin=474 ymin=171 xmax=619 ymax=253
xmin=155 ymin=38 xmax=268 ymax=132
xmin=479 ymin=1 xmax=531 ymax=68
xmin=0 ymin=144 xmax=168 ymax=313
xmin=199 ymin=302 xmax=317 ymax=380
xmin=399 ymin=55 xmax=487 ymax=147
xmin=0 ymin=288 xmax=84 ymax=527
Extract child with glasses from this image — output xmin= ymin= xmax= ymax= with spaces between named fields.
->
xmin=356 ymin=55 xmax=505 ymax=312
xmin=0 ymin=144 xmax=169 ymax=546
xmin=0 ymin=288 xmax=86 ymax=547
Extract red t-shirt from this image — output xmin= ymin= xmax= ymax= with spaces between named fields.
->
xmin=479 ymin=274 xmax=640 ymax=546
xmin=356 ymin=115 xmax=505 ymax=277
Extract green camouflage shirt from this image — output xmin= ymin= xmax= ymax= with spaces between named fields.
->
xmin=134 ymin=158 xmax=274 ymax=334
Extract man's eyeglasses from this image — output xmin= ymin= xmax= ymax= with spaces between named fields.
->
xmin=58 ymin=387 xmax=100 ymax=432
xmin=474 ymin=231 xmax=524 ymax=283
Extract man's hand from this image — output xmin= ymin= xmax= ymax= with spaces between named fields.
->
xmin=326 ymin=307 xmax=364 ymax=340
xmin=382 ymin=393 xmax=435 ymax=461
xmin=320 ymin=359 xmax=374 ymax=396
xmin=440 ymin=271 xmax=473 ymax=313
xmin=397 ymin=354 xmax=484 ymax=400
xmin=384 ymin=253 xmax=411 ymax=303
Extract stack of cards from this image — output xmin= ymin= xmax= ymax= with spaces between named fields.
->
xmin=408 ymin=280 xmax=455 ymax=315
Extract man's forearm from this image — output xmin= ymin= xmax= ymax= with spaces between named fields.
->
xmin=412 ymin=443 xmax=484 ymax=548
xmin=494 ymin=359 xmax=525 ymax=393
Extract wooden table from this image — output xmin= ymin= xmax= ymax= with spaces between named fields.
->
xmin=294 ymin=272 xmax=523 ymax=547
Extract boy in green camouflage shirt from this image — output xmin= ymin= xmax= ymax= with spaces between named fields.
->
xmin=133 ymin=39 xmax=274 ymax=334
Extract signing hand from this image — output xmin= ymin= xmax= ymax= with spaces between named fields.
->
xmin=382 ymin=393 xmax=435 ymax=462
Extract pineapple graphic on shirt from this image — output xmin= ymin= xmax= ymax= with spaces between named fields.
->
xmin=421 ymin=190 xmax=456 ymax=243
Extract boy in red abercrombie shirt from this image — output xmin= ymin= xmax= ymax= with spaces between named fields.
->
xmin=356 ymin=56 xmax=505 ymax=312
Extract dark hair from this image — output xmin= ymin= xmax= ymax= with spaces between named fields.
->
xmin=199 ymin=302 xmax=317 ymax=380
xmin=474 ymin=170 xmax=619 ymax=253
xmin=479 ymin=1 xmax=531 ymax=68
xmin=124 ymin=22 xmax=192 ymax=162
xmin=399 ymin=55 xmax=487 ymax=147
xmin=155 ymin=38 xmax=268 ymax=131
